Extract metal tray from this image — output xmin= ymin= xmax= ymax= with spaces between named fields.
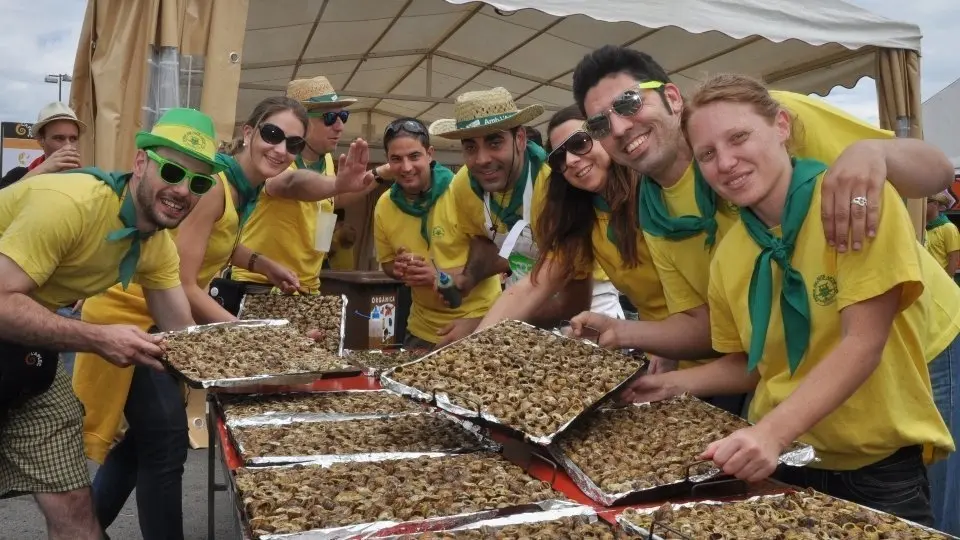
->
xmin=238 ymin=292 xmax=348 ymax=356
xmin=159 ymin=319 xmax=361 ymax=390
xmin=372 ymin=503 xmax=605 ymax=538
xmin=227 ymin=410 xmax=501 ymax=467
xmin=380 ymin=320 xmax=644 ymax=446
xmin=343 ymin=348 xmax=429 ymax=377
xmin=616 ymin=490 xmax=959 ymax=540
xmin=549 ymin=395 xmax=817 ymax=506
xmin=216 ymin=390 xmax=424 ymax=425
xmin=231 ymin=453 xmax=570 ymax=540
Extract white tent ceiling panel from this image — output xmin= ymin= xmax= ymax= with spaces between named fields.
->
xmin=235 ymin=0 xmax=921 ymax=150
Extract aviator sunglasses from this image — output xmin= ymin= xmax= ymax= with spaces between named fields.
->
xmin=258 ymin=123 xmax=307 ymax=155
xmin=145 ymin=149 xmax=216 ymax=195
xmin=383 ymin=119 xmax=428 ymax=143
xmin=547 ymin=130 xmax=593 ymax=173
xmin=309 ymin=110 xmax=350 ymax=127
xmin=584 ymin=81 xmax=666 ymax=140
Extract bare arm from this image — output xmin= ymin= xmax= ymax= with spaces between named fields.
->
xmin=878 ymin=139 xmax=955 ymax=198
xmin=947 ymin=251 xmax=959 ymax=277
xmin=174 ymin=182 xmax=238 ymax=324
xmin=267 ymin=139 xmax=373 ymax=202
xmin=619 ymin=305 xmax=716 ymax=360
xmin=477 ymin=269 xmax=563 ymax=331
xmin=755 ymin=285 xmax=901 ymax=448
xmin=142 ymin=286 xmax=195 ymax=331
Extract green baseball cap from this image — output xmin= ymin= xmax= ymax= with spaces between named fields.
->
xmin=134 ymin=108 xmax=224 ymax=173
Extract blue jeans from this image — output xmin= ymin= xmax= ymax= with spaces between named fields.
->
xmin=92 ymin=366 xmax=187 ymax=540
xmin=55 ymin=306 xmax=81 ymax=375
xmin=928 ymin=334 xmax=960 ymax=535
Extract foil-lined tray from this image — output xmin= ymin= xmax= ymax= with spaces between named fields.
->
xmin=238 ymin=292 xmax=348 ymax=356
xmin=615 ymin=490 xmax=958 ymax=540
xmin=343 ymin=348 xmax=429 ymax=377
xmin=227 ymin=410 xmax=501 ymax=467
xmin=373 ymin=503 xmax=607 ymax=538
xmin=217 ymin=390 xmax=424 ymax=425
xmin=159 ymin=319 xmax=361 ymax=389
xmin=379 ymin=320 xmax=643 ymax=446
xmin=549 ymin=395 xmax=817 ymax=506
xmin=253 ymin=500 xmax=580 ymax=540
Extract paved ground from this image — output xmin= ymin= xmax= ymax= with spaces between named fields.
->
xmin=0 ymin=448 xmax=238 ymax=539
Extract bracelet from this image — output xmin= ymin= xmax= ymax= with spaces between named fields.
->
xmin=248 ymin=251 xmax=261 ymax=271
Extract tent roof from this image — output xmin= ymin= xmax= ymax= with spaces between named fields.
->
xmin=235 ymin=0 xmax=921 ymax=149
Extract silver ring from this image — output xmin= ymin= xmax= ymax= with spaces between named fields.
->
xmin=851 ymin=196 xmax=868 ymax=207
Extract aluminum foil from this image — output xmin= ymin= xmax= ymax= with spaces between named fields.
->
xmin=615 ymin=493 xmax=960 ymax=540
xmin=159 ymin=319 xmax=360 ymax=389
xmin=342 ymin=348 xmax=420 ymax=377
xmin=547 ymin=395 xmax=818 ymax=506
xmin=229 ymin=410 xmax=501 ymax=466
xmin=249 ymin=500 xmax=578 ymax=540
xmin=377 ymin=502 xmax=599 ymax=537
xmin=218 ymin=389 xmax=425 ymax=425
xmin=237 ymin=292 xmax=349 ymax=357
xmin=379 ymin=319 xmax=643 ymax=446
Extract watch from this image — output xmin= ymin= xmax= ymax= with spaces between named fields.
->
xmin=373 ymin=167 xmax=385 ymax=185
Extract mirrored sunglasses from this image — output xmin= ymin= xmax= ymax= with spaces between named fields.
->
xmin=145 ymin=149 xmax=216 ymax=195
xmin=309 ymin=110 xmax=350 ymax=127
xmin=548 ymin=131 xmax=593 ymax=173
xmin=584 ymin=81 xmax=666 ymax=140
xmin=258 ymin=123 xmax=306 ymax=155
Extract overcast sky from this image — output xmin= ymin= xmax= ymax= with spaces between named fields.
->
xmin=0 ymin=0 xmax=957 ymax=127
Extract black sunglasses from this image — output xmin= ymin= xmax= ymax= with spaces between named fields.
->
xmin=311 ymin=110 xmax=350 ymax=127
xmin=258 ymin=123 xmax=306 ymax=155
xmin=384 ymin=120 xmax=428 ymax=144
xmin=547 ymin=131 xmax=593 ymax=173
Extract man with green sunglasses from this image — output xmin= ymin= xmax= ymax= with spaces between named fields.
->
xmin=0 ymin=107 xmax=219 ymax=539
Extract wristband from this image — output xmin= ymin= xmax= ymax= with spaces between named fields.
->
xmin=248 ymin=251 xmax=261 ymax=271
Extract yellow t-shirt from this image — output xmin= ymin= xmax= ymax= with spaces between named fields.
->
xmin=231 ymin=154 xmax=336 ymax=291
xmin=434 ymin=163 xmax=610 ymax=282
xmin=81 ymin=173 xmax=242 ymax=317
xmin=645 ymin=91 xmax=897 ymax=316
xmin=0 ymin=172 xmax=180 ymax=310
xmin=374 ymin=186 xmax=501 ymax=343
xmin=924 ymin=219 xmax=960 ymax=272
xmin=709 ymin=178 xmax=957 ymax=470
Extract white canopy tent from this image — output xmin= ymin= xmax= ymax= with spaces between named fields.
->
xmin=70 ymin=0 xmax=928 ymax=265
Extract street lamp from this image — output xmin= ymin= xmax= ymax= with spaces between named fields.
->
xmin=44 ymin=73 xmax=73 ymax=102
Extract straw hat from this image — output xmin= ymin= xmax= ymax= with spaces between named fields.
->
xmin=930 ymin=192 xmax=953 ymax=207
xmin=286 ymin=76 xmax=357 ymax=110
xmin=32 ymin=102 xmax=86 ymax=137
xmin=134 ymin=108 xmax=225 ymax=173
xmin=429 ymin=87 xmax=544 ymax=140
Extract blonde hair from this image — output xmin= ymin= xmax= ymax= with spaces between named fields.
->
xmin=680 ymin=73 xmax=804 ymax=155
xmin=219 ymin=96 xmax=308 ymax=156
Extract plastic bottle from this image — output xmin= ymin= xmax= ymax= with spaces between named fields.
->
xmin=436 ymin=271 xmax=463 ymax=309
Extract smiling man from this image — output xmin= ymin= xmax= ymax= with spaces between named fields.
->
xmin=0 ymin=108 xmax=216 ymax=540
xmin=373 ymin=118 xmax=501 ymax=350
xmin=1 ymin=102 xmax=85 ymax=189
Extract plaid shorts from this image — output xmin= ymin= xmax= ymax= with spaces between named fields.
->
xmin=0 ymin=364 xmax=90 ymax=496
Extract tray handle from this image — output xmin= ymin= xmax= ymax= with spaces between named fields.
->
xmin=525 ymin=450 xmax=559 ymax=487
xmin=684 ymin=459 xmax=749 ymax=499
xmin=558 ymin=319 xmax=601 ymax=345
xmin=684 ymin=459 xmax=720 ymax=482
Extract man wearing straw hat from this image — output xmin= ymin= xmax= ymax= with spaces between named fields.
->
xmin=0 ymin=108 xmax=219 ymax=539
xmin=1 ymin=102 xmax=85 ymax=189
xmin=428 ymin=87 xmax=607 ymax=345
xmin=231 ymin=76 xmax=381 ymax=296
xmin=925 ymin=191 xmax=960 ymax=278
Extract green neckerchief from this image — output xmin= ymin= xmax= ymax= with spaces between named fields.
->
xmin=927 ymin=214 xmax=951 ymax=231
xmin=468 ymin=141 xmax=546 ymax=230
xmin=591 ymin=194 xmax=631 ymax=248
xmin=215 ymin=153 xmax=262 ymax=227
xmin=295 ymin=153 xmax=327 ymax=174
xmin=638 ymin=162 xmax=718 ymax=249
xmin=740 ymin=157 xmax=828 ymax=376
xmin=389 ymin=161 xmax=454 ymax=245
xmin=73 ymin=167 xmax=143 ymax=289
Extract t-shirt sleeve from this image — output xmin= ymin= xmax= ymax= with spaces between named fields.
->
xmin=646 ymin=232 xmax=707 ymax=314
xmin=707 ymin=248 xmax=745 ymax=354
xmin=945 ymin=224 xmax=960 ymax=254
xmin=134 ymin=230 xmax=182 ymax=290
xmin=777 ymin=91 xmax=894 ymax=164
xmin=836 ymin=182 xmax=923 ymax=312
xmin=0 ymin=188 xmax=82 ymax=287
xmin=373 ymin=197 xmax=395 ymax=265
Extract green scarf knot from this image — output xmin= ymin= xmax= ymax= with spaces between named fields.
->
xmin=638 ymin=162 xmax=719 ymax=249
xmin=72 ymin=167 xmax=144 ymax=289
xmin=389 ymin=161 xmax=454 ymax=245
xmin=927 ymin=214 xmax=951 ymax=231
xmin=215 ymin=153 xmax=262 ymax=227
xmin=468 ymin=141 xmax=546 ymax=230
xmin=741 ymin=158 xmax=828 ymax=375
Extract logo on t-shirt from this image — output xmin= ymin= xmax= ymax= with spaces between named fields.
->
xmin=722 ymin=199 xmax=740 ymax=215
xmin=431 ymin=226 xmax=445 ymax=239
xmin=812 ymin=274 xmax=838 ymax=306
